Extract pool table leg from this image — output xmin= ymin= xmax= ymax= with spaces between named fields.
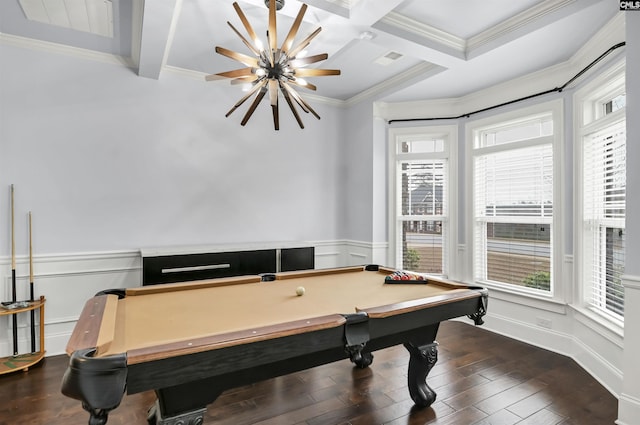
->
xmin=351 ymin=351 xmax=374 ymax=368
xmin=404 ymin=341 xmax=438 ymax=407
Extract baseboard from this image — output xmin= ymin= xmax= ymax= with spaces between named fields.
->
xmin=4 ymin=242 xmax=384 ymax=357
xmin=1 ymin=250 xmax=142 ymax=357
xmin=481 ymin=311 xmax=622 ymax=399
xmin=481 ymin=312 xmax=574 ymax=357
xmin=616 ymin=393 xmax=640 ymax=425
xmin=312 ymin=239 xmax=389 ymax=269
xmin=0 ymin=239 xmax=628 ymax=403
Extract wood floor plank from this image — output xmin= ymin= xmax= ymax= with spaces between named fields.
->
xmin=0 ymin=321 xmax=618 ymax=425
xmin=442 ymin=375 xmax=525 ymax=410
xmin=506 ymin=391 xmax=555 ymax=418
xmin=474 ymin=378 xmax=548 ymax=415
xmin=469 ymin=409 xmax=522 ymax=425
xmin=515 ymin=407 xmax=566 ymax=424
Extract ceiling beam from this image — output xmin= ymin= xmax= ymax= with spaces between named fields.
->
xmin=137 ymin=0 xmax=182 ymax=79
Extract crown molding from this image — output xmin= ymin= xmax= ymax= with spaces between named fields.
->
xmin=467 ymin=0 xmax=576 ymax=55
xmin=304 ymin=0 xmax=351 ymax=18
xmin=345 ymin=61 xmax=443 ymax=107
xmin=0 ymin=33 xmax=135 ymax=68
xmin=378 ymin=13 xmax=625 ymax=122
xmin=0 ymin=34 xmax=345 ymax=108
xmin=378 ymin=0 xmax=580 ymax=62
xmin=567 ymin=12 xmax=625 ymax=73
xmin=378 ymin=11 xmax=466 ymax=55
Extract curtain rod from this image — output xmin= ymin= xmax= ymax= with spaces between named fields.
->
xmin=387 ymin=42 xmax=626 ymax=125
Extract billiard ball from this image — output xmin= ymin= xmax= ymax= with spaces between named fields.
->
xmin=296 ymin=286 xmax=305 ymax=296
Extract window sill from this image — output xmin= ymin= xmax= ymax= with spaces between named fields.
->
xmin=570 ymin=304 xmax=624 ymax=346
xmin=475 ymin=280 xmax=567 ymax=314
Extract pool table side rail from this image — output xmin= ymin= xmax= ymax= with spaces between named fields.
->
xmin=65 ymin=294 xmax=119 ymax=356
xmin=66 ymin=266 xmax=487 ymax=364
xmin=119 ymin=289 xmax=484 ymax=364
xmin=272 ymin=265 xmax=369 ymax=280
xmin=125 ymin=314 xmax=347 ymax=365
xmin=124 ymin=275 xmax=263 ymax=296
xmin=358 ymin=288 xmax=484 ymax=318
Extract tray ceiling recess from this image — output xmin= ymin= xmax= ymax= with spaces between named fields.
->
xmin=18 ymin=0 xmax=114 ymax=38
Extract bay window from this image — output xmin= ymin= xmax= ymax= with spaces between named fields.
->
xmin=389 ymin=127 xmax=455 ymax=276
xmin=576 ymin=62 xmax=626 ymax=321
xmin=469 ymin=103 xmax=561 ymax=293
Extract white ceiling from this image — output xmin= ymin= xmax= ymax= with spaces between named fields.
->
xmin=0 ymin=0 xmax=619 ymax=103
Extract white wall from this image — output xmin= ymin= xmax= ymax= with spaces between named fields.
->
xmin=0 ymin=41 xmax=345 ymax=256
xmin=0 ymin=38 xmax=350 ymax=357
xmin=0 ymin=13 xmax=637 ymax=423
xmin=340 ymin=100 xmax=375 ymax=242
xmin=617 ymin=10 xmax=640 ymax=425
xmin=379 ymin=12 xmax=630 ymax=419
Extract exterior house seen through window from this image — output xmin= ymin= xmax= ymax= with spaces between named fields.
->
xmin=391 ymin=130 xmax=452 ymax=276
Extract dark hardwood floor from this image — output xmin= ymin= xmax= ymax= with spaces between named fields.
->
xmin=0 ymin=321 xmax=617 ymax=425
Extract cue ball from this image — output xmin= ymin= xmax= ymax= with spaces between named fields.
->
xmin=296 ymin=286 xmax=305 ymax=296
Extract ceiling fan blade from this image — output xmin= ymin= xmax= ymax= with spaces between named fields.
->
xmin=280 ymin=84 xmax=305 ymax=128
xmin=294 ymin=68 xmax=341 ymax=77
xmin=280 ymin=82 xmax=308 ymax=113
xmin=230 ymin=76 xmax=259 ymax=85
xmin=225 ymin=80 xmax=268 ymax=117
xmin=290 ymin=79 xmax=316 ymax=91
xmin=268 ymin=0 xmax=277 ymax=55
xmin=215 ymin=46 xmax=259 ymax=67
xmin=269 ymin=79 xmax=278 ymax=106
xmin=233 ymin=2 xmax=261 ymax=49
xmin=291 ymin=53 xmax=328 ymax=67
xmin=227 ymin=22 xmax=261 ymax=56
xmin=272 ymin=102 xmax=279 ymax=131
xmin=241 ymin=86 xmax=268 ymax=126
xmin=281 ymin=3 xmax=307 ymax=54
xmin=205 ymin=74 xmax=227 ymax=82
xmin=208 ymin=67 xmax=255 ymax=80
xmin=282 ymin=82 xmax=320 ymax=119
xmin=288 ymin=27 xmax=322 ymax=59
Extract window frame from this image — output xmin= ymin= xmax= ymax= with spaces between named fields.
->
xmin=466 ymin=100 xmax=564 ymax=301
xmin=574 ymin=59 xmax=625 ymax=328
xmin=387 ymin=125 xmax=457 ymax=278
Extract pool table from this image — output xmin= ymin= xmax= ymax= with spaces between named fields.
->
xmin=61 ymin=265 xmax=488 ymax=425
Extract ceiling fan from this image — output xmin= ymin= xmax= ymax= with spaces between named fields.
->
xmin=206 ymin=0 xmax=341 ymax=130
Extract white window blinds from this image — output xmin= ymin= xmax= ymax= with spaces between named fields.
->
xmin=397 ymin=160 xmax=448 ymax=274
xmin=474 ymin=145 xmax=553 ymax=220
xmin=583 ymin=120 xmax=626 ymax=318
xmin=471 ymin=107 xmax=555 ymax=292
xmin=474 ymin=144 xmax=553 ymax=289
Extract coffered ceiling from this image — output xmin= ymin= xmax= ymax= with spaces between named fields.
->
xmin=0 ymin=0 xmax=619 ymax=103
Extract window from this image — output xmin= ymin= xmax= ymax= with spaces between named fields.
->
xmin=470 ymin=104 xmax=560 ymax=293
xmin=577 ymin=63 xmax=626 ymax=321
xmin=389 ymin=127 xmax=455 ymax=275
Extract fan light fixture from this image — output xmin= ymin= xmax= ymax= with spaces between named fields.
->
xmin=206 ymin=0 xmax=340 ymax=130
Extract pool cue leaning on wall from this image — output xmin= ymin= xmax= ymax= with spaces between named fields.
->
xmin=10 ymin=184 xmax=18 ymax=356
xmin=29 ymin=212 xmax=36 ymax=353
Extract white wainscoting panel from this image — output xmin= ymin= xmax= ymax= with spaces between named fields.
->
xmin=0 ymin=251 xmax=141 ymax=357
xmin=617 ymin=274 xmax=640 ymax=424
xmin=0 ymin=240 xmax=628 ymax=408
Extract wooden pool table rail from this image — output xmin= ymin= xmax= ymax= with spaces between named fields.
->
xmin=65 ymin=294 xmax=119 ymax=357
xmin=66 ymin=269 xmax=486 ymax=363
xmin=62 ymin=265 xmax=488 ymax=425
